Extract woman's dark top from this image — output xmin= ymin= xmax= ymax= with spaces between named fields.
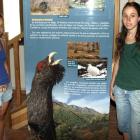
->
xmin=0 ymin=39 xmax=10 ymax=86
xmin=115 ymin=42 xmax=140 ymax=90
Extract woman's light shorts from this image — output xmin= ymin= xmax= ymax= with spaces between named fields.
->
xmin=0 ymin=84 xmax=12 ymax=107
xmin=113 ymin=85 xmax=140 ymax=140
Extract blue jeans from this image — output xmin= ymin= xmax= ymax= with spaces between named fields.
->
xmin=0 ymin=84 xmax=12 ymax=107
xmin=113 ymin=85 xmax=140 ymax=140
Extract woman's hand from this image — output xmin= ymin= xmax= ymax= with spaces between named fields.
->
xmin=110 ymin=59 xmax=119 ymax=102
xmin=110 ymin=85 xmax=115 ymax=101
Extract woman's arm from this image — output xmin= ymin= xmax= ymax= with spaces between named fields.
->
xmin=110 ymin=58 xmax=119 ymax=101
xmin=4 ymin=60 xmax=10 ymax=76
xmin=2 ymin=39 xmax=11 ymax=82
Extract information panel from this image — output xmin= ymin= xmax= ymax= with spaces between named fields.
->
xmin=23 ymin=0 xmax=114 ymax=139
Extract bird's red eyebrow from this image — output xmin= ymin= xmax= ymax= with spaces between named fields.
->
xmin=37 ymin=62 xmax=45 ymax=71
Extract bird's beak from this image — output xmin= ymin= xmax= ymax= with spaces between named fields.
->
xmin=48 ymin=52 xmax=62 ymax=66
xmin=48 ymin=52 xmax=57 ymax=64
xmin=52 ymin=59 xmax=62 ymax=65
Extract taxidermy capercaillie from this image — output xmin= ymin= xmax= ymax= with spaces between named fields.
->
xmin=27 ymin=52 xmax=65 ymax=140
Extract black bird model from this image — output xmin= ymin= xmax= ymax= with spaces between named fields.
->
xmin=27 ymin=52 xmax=65 ymax=140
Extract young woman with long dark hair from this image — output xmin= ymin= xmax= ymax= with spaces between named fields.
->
xmin=0 ymin=13 xmax=12 ymax=140
xmin=110 ymin=2 xmax=140 ymax=140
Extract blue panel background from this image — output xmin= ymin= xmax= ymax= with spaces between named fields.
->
xmin=23 ymin=0 xmax=114 ymax=114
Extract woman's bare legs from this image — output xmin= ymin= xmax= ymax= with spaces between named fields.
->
xmin=0 ymin=101 xmax=9 ymax=140
xmin=123 ymin=133 xmax=129 ymax=140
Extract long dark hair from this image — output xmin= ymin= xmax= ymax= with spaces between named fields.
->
xmin=115 ymin=2 xmax=140 ymax=61
xmin=0 ymin=13 xmax=4 ymax=21
xmin=0 ymin=13 xmax=4 ymax=38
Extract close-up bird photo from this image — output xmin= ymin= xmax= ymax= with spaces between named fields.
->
xmin=30 ymin=0 xmax=69 ymax=15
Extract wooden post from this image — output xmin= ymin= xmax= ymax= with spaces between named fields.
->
xmin=113 ymin=0 xmax=120 ymax=61
xmin=13 ymin=41 xmax=21 ymax=107
xmin=19 ymin=0 xmax=24 ymax=32
xmin=0 ymin=0 xmax=3 ymax=15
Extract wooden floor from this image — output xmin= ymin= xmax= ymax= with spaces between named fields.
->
xmin=109 ymin=100 xmax=123 ymax=140
xmin=4 ymin=126 xmax=29 ymax=140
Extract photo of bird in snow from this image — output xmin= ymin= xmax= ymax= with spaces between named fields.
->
xmin=87 ymin=64 xmax=100 ymax=76
xmin=78 ymin=60 xmax=107 ymax=78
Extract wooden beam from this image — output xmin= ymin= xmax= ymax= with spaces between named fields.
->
xmin=13 ymin=89 xmax=26 ymax=95
xmin=19 ymin=0 xmax=24 ymax=32
xmin=0 ymin=0 xmax=3 ymax=15
xmin=7 ymin=32 xmax=24 ymax=47
xmin=113 ymin=0 xmax=120 ymax=61
xmin=13 ymin=41 xmax=21 ymax=107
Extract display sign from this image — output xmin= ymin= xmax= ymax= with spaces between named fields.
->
xmin=23 ymin=0 xmax=114 ymax=139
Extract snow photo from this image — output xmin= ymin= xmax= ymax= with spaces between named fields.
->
xmin=78 ymin=60 xmax=107 ymax=78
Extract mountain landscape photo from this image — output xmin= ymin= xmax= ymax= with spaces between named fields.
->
xmin=53 ymin=101 xmax=109 ymax=140
xmin=26 ymin=92 xmax=109 ymax=140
